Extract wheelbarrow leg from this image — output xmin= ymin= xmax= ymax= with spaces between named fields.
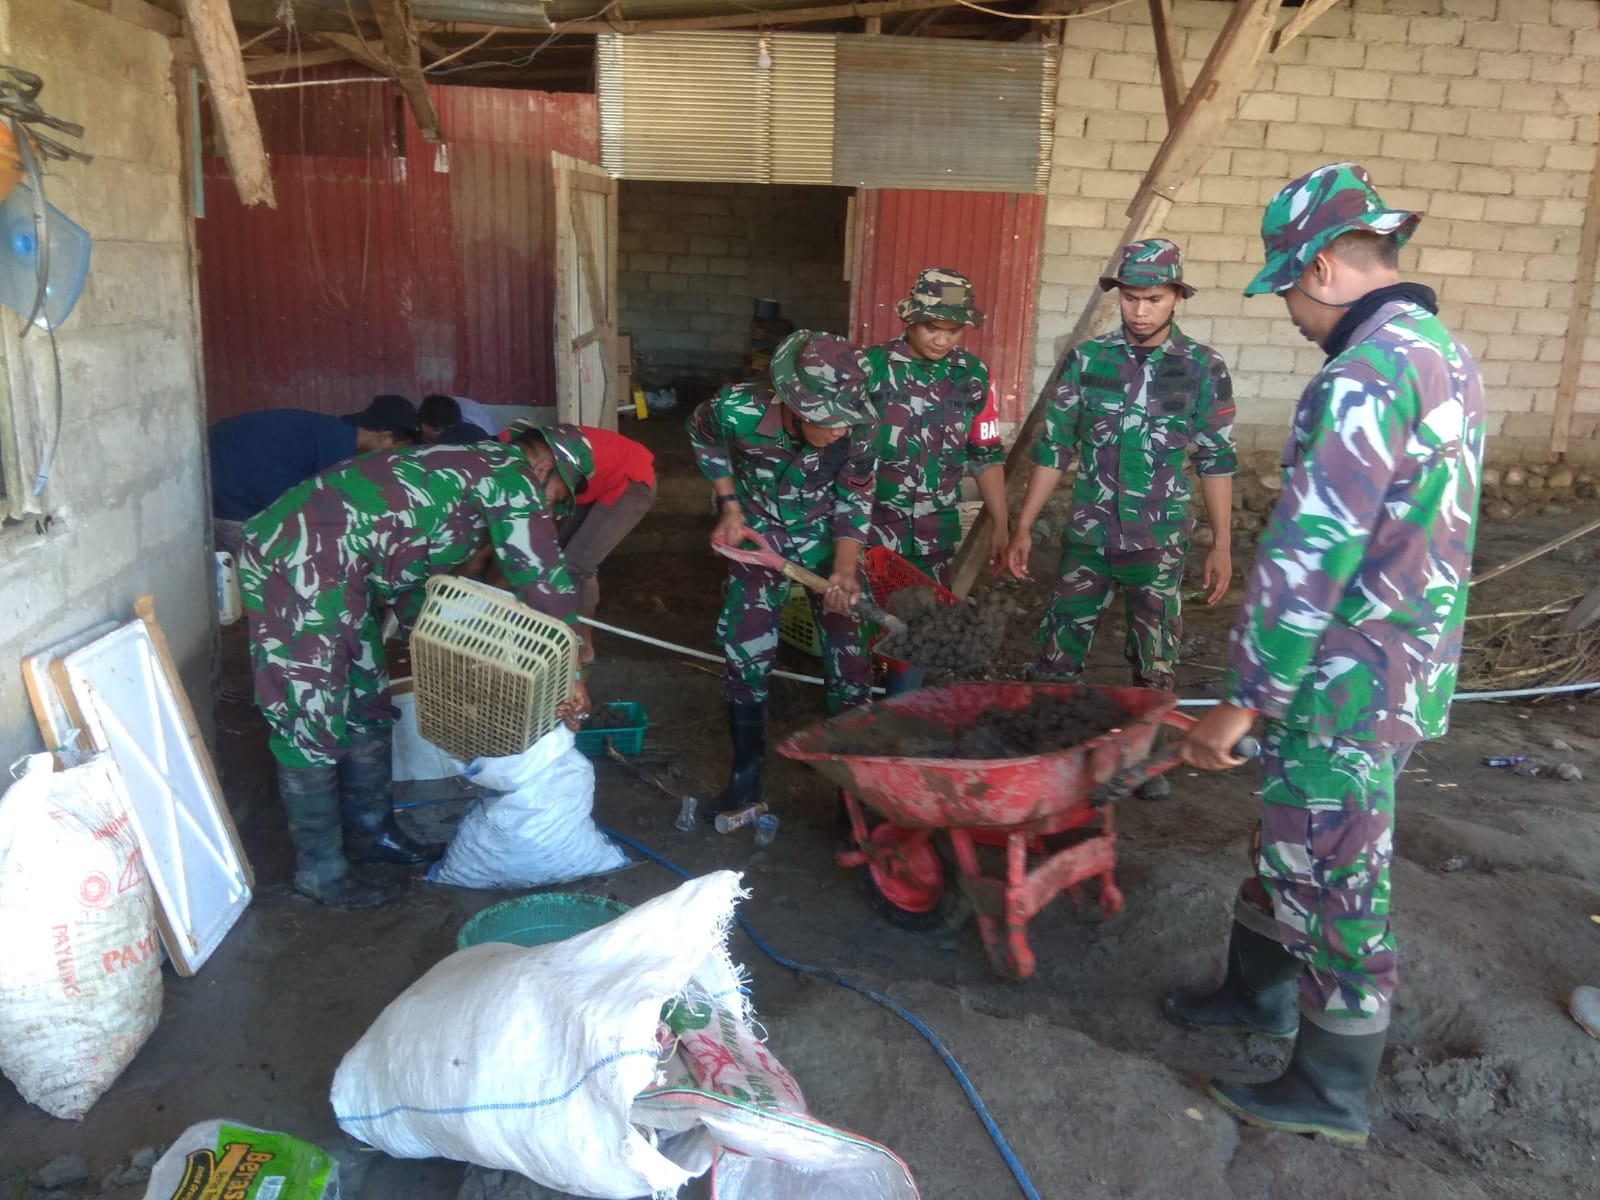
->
xmin=1001 ymin=832 xmax=1037 ymax=980
xmin=949 ymin=829 xmax=1005 ymax=972
xmin=1098 ymin=804 xmax=1125 ymax=919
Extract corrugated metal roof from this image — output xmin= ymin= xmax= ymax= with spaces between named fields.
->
xmin=834 ymin=38 xmax=1054 ymax=193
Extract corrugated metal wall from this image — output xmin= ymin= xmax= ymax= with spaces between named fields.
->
xmin=850 ymin=189 xmax=1045 ymax=425
xmin=197 ymin=85 xmax=598 ymax=421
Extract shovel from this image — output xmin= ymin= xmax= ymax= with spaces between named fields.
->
xmin=712 ymin=529 xmax=909 ymax=639
xmin=1090 ymin=710 xmax=1261 ymax=807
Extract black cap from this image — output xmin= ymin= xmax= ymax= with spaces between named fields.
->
xmin=344 ymin=394 xmax=419 ymax=438
xmin=433 ymin=420 xmax=492 ymax=445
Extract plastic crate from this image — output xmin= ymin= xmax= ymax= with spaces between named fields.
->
xmin=574 ymin=701 xmax=648 ymax=758
xmin=777 ymin=586 xmax=823 ymax=657
xmin=456 ymin=893 xmax=630 ymax=951
xmin=411 ymin=575 xmax=579 ymax=762
xmin=862 ymin=546 xmax=963 ymax=668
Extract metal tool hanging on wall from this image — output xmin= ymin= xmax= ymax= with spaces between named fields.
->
xmin=0 ymin=64 xmax=92 ymax=333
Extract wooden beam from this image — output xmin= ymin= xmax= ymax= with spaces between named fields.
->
xmin=315 ymin=32 xmax=391 ymax=73
xmin=432 ymin=0 xmax=964 ymax=35
xmin=369 ymin=0 xmax=442 ymax=142
xmin=1148 ymin=0 xmax=1187 ymax=121
xmin=1136 ymin=0 xmax=1282 ymax=208
xmin=1271 ymin=0 xmax=1343 ymax=53
xmin=1553 ymin=132 xmax=1600 ymax=457
xmin=178 ymin=0 xmax=274 ymax=206
xmin=1472 ymin=515 xmax=1600 ymax=588
xmin=243 ymin=47 xmax=364 ymax=76
xmin=951 ymin=0 xmax=1285 ymax=594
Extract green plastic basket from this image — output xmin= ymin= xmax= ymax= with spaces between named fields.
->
xmin=574 ymin=701 xmax=648 ymax=758
xmin=777 ymin=587 xmax=822 ymax=657
xmin=456 ymin=893 xmax=631 ymax=951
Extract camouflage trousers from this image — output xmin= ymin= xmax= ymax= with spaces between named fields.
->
xmin=717 ymin=559 xmax=872 ymax=709
xmin=1233 ymin=723 xmax=1415 ymax=1034
xmin=239 ymin=547 xmax=399 ymax=769
xmin=1032 ymin=540 xmax=1183 ymax=688
xmin=901 ymin=550 xmax=954 ymax=589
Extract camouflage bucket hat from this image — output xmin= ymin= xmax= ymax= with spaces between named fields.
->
xmin=769 ymin=330 xmax=873 ymax=427
xmin=894 ymin=267 xmax=985 ymax=328
xmin=1098 ymin=238 xmax=1195 ymax=298
xmin=507 ymin=418 xmax=594 ymax=495
xmin=1246 ymin=161 xmax=1422 ymax=296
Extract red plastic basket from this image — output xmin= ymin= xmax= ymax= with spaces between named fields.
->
xmin=862 ymin=546 xmax=963 ymax=668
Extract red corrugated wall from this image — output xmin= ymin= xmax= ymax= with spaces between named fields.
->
xmin=850 ymin=189 xmax=1045 ymax=425
xmin=197 ymin=84 xmax=598 ymax=421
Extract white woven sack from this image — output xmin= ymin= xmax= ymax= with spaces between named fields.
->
xmin=0 ymin=754 xmax=163 ymax=1118
xmin=331 ymin=870 xmax=747 ymax=1198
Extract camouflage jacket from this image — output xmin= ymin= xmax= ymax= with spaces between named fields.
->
xmin=687 ymin=382 xmax=877 ymax=571
xmin=242 ymin=442 xmax=577 ymax=625
xmin=1034 ymin=322 xmax=1237 ymax=551
xmin=1223 ymin=298 xmax=1485 ymax=742
xmin=865 ymin=336 xmax=1004 ymax=559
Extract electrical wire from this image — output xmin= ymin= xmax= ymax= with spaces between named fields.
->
xmin=598 ymin=825 xmax=1044 ymax=1200
xmin=580 ymin=614 xmax=1599 ymax=704
xmin=955 ymin=0 xmax=1136 ymax=19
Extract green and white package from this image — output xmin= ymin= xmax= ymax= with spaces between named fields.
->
xmin=142 ymin=1120 xmax=339 ymax=1200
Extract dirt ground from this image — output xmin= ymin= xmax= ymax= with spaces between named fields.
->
xmin=2 ymin=499 xmax=1599 ymax=1200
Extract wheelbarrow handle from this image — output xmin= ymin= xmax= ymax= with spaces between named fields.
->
xmin=1090 ymin=716 xmax=1261 ymax=807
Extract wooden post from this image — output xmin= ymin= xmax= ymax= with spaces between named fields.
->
xmin=1148 ymin=0 xmax=1187 ymax=122
xmin=1271 ymin=0 xmax=1344 ymax=53
xmin=950 ymin=0 xmax=1284 ymax=595
xmin=370 ymin=0 xmax=443 ymax=143
xmin=1552 ymin=134 xmax=1600 ymax=458
xmin=177 ymin=0 xmax=274 ymax=206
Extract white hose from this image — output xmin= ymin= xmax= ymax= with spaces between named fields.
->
xmin=579 ymin=616 xmax=1597 ymax=705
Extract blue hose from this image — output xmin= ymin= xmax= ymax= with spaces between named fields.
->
xmin=599 ymin=825 xmax=1044 ymax=1200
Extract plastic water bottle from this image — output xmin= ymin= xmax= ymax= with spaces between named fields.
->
xmin=714 ymin=802 xmax=768 ymax=835
xmin=0 ymin=180 xmax=92 ymax=329
xmin=214 ymin=552 xmax=243 ymax=625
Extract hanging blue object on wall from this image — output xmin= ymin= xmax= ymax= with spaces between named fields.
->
xmin=0 ymin=178 xmax=91 ymax=329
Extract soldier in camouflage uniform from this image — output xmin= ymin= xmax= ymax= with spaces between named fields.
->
xmin=688 ymin=330 xmax=878 ymax=822
xmin=1173 ymin=163 xmax=1485 ymax=1146
xmin=866 ymin=269 xmax=1009 ymax=694
xmin=1008 ymin=239 xmax=1237 ymax=704
xmin=239 ymin=431 xmax=591 ymax=909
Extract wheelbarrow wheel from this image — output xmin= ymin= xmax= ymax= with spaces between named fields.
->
xmin=855 ymin=824 xmax=970 ymax=933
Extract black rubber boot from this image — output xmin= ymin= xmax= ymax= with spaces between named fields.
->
xmin=1164 ymin=921 xmax=1301 ymax=1038
xmin=339 ymin=728 xmax=446 ymax=866
xmin=703 ymin=701 xmax=765 ymax=825
xmin=1208 ymin=1022 xmax=1387 ymax=1147
xmin=277 ymin=763 xmax=394 ymax=910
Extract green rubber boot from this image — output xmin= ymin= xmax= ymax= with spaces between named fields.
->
xmin=1164 ymin=921 xmax=1301 ymax=1038
xmin=1208 ymin=1022 xmax=1387 ymax=1147
xmin=277 ymin=763 xmax=394 ymax=910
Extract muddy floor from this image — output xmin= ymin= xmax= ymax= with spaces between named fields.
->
xmin=2 ymin=504 xmax=1599 ymax=1200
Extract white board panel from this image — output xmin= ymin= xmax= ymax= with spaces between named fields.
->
xmin=21 ymin=620 xmax=121 ymax=764
xmin=63 ymin=622 xmax=252 ymax=976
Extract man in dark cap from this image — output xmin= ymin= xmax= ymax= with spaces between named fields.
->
xmin=208 ymin=395 xmax=419 ymax=555
xmin=688 ymin=330 xmax=879 ymax=823
xmin=1175 ymin=162 xmax=1484 ymax=1147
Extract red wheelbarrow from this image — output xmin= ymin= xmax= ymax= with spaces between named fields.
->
xmin=778 ymin=682 xmax=1199 ymax=980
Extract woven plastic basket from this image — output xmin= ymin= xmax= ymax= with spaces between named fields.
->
xmin=777 ymin=586 xmax=823 ymax=657
xmin=456 ymin=893 xmax=630 ymax=951
xmin=411 ymin=575 xmax=579 ymax=762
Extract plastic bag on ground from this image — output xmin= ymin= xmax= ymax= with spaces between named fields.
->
xmin=141 ymin=1119 xmax=339 ymax=1199
xmin=0 ymin=753 xmax=162 ymax=1119
xmin=426 ymin=725 xmax=627 ymax=889
xmin=331 ymin=871 xmax=918 ymax=1200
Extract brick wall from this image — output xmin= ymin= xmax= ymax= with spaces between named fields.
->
xmin=0 ymin=0 xmax=214 ymax=765
xmin=618 ymin=180 xmax=851 ymax=384
xmin=1035 ymin=0 xmax=1600 ymax=463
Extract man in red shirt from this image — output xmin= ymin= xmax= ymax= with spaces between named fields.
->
xmin=503 ymin=419 xmax=656 ymax=663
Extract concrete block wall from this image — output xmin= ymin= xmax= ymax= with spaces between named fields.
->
xmin=618 ymin=180 xmax=851 ymax=383
xmin=0 ymin=1 xmax=213 ymax=766
xmin=1035 ymin=0 xmax=1600 ymax=464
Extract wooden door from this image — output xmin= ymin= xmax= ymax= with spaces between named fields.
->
xmin=552 ymin=153 xmax=619 ymax=430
